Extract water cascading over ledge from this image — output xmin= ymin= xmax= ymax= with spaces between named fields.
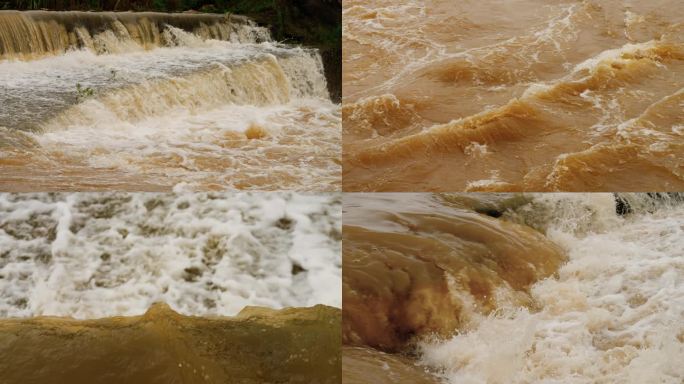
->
xmin=0 ymin=10 xmax=270 ymax=60
xmin=0 ymin=10 xmax=339 ymax=191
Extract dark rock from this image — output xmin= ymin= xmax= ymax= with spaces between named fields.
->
xmin=475 ymin=208 xmax=503 ymax=218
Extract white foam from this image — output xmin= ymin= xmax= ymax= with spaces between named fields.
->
xmin=464 ymin=142 xmax=489 ymax=158
xmin=0 ymin=192 xmax=341 ymax=319
xmin=32 ymin=97 xmax=340 ymax=191
xmin=0 ymin=35 xmax=337 ymax=190
xmin=573 ymin=40 xmax=658 ymax=74
xmin=421 ymin=194 xmax=684 ymax=383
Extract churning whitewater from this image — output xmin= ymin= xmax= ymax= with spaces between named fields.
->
xmin=0 ymin=11 xmax=340 ymax=191
xmin=342 ymin=0 xmax=684 ymax=191
xmin=0 ymin=192 xmax=342 ymax=318
xmin=342 ymin=193 xmax=684 ymax=383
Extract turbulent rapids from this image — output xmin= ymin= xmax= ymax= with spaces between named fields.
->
xmin=0 ymin=191 xmax=342 ymax=382
xmin=342 ymin=0 xmax=684 ymax=191
xmin=343 ymin=193 xmax=566 ymax=352
xmin=0 ymin=11 xmax=340 ymax=191
xmin=0 ymin=192 xmax=341 ymax=317
xmin=343 ymin=193 xmax=684 ymax=383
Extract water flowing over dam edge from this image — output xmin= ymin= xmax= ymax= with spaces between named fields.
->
xmin=0 ymin=7 xmax=341 ymax=101
xmin=0 ymin=0 xmax=342 ymax=102
xmin=0 ymin=10 xmax=270 ymax=58
xmin=230 ymin=0 xmax=342 ymax=103
xmin=0 ymin=191 xmax=342 ymax=381
xmin=0 ymin=9 xmax=340 ymax=191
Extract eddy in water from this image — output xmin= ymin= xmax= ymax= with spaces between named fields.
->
xmin=343 ymin=193 xmax=684 ymax=383
xmin=342 ymin=0 xmax=684 ymax=192
xmin=0 ymin=11 xmax=340 ymax=191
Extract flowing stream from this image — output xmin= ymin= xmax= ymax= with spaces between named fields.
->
xmin=342 ymin=0 xmax=684 ymax=191
xmin=0 ymin=11 xmax=340 ymax=191
xmin=343 ymin=193 xmax=684 ymax=383
xmin=0 ymin=192 xmax=342 ymax=318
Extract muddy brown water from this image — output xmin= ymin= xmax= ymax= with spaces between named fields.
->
xmin=0 ymin=11 xmax=339 ymax=191
xmin=0 ymin=303 xmax=341 ymax=384
xmin=342 ymin=193 xmax=566 ymax=381
xmin=342 ymin=0 xmax=684 ymax=191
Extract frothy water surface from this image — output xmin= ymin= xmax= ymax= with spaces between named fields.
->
xmin=0 ymin=192 xmax=341 ymax=319
xmin=342 ymin=0 xmax=684 ymax=191
xmin=0 ymin=11 xmax=339 ymax=191
xmin=421 ymin=193 xmax=684 ymax=383
xmin=342 ymin=193 xmax=684 ymax=383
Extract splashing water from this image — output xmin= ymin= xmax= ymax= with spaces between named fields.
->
xmin=343 ymin=0 xmax=684 ymax=192
xmin=0 ymin=11 xmax=339 ymax=191
xmin=0 ymin=192 xmax=342 ymax=319
xmin=420 ymin=193 xmax=684 ymax=383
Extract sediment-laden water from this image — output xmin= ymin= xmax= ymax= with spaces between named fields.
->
xmin=0 ymin=192 xmax=342 ymax=382
xmin=0 ymin=11 xmax=340 ymax=191
xmin=0 ymin=192 xmax=341 ymax=318
xmin=343 ymin=346 xmax=441 ymax=384
xmin=0 ymin=303 xmax=341 ymax=384
xmin=343 ymin=193 xmax=684 ymax=383
xmin=342 ymin=0 xmax=684 ymax=191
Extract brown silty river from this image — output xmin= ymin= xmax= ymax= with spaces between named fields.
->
xmin=0 ymin=11 xmax=340 ymax=192
xmin=342 ymin=0 xmax=684 ymax=191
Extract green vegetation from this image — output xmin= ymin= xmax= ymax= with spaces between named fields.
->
xmin=75 ymin=83 xmax=94 ymax=99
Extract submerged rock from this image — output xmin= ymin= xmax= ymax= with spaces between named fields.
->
xmin=0 ymin=303 xmax=341 ymax=384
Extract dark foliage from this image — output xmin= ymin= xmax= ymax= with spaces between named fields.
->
xmin=2 ymin=0 xmax=228 ymax=12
